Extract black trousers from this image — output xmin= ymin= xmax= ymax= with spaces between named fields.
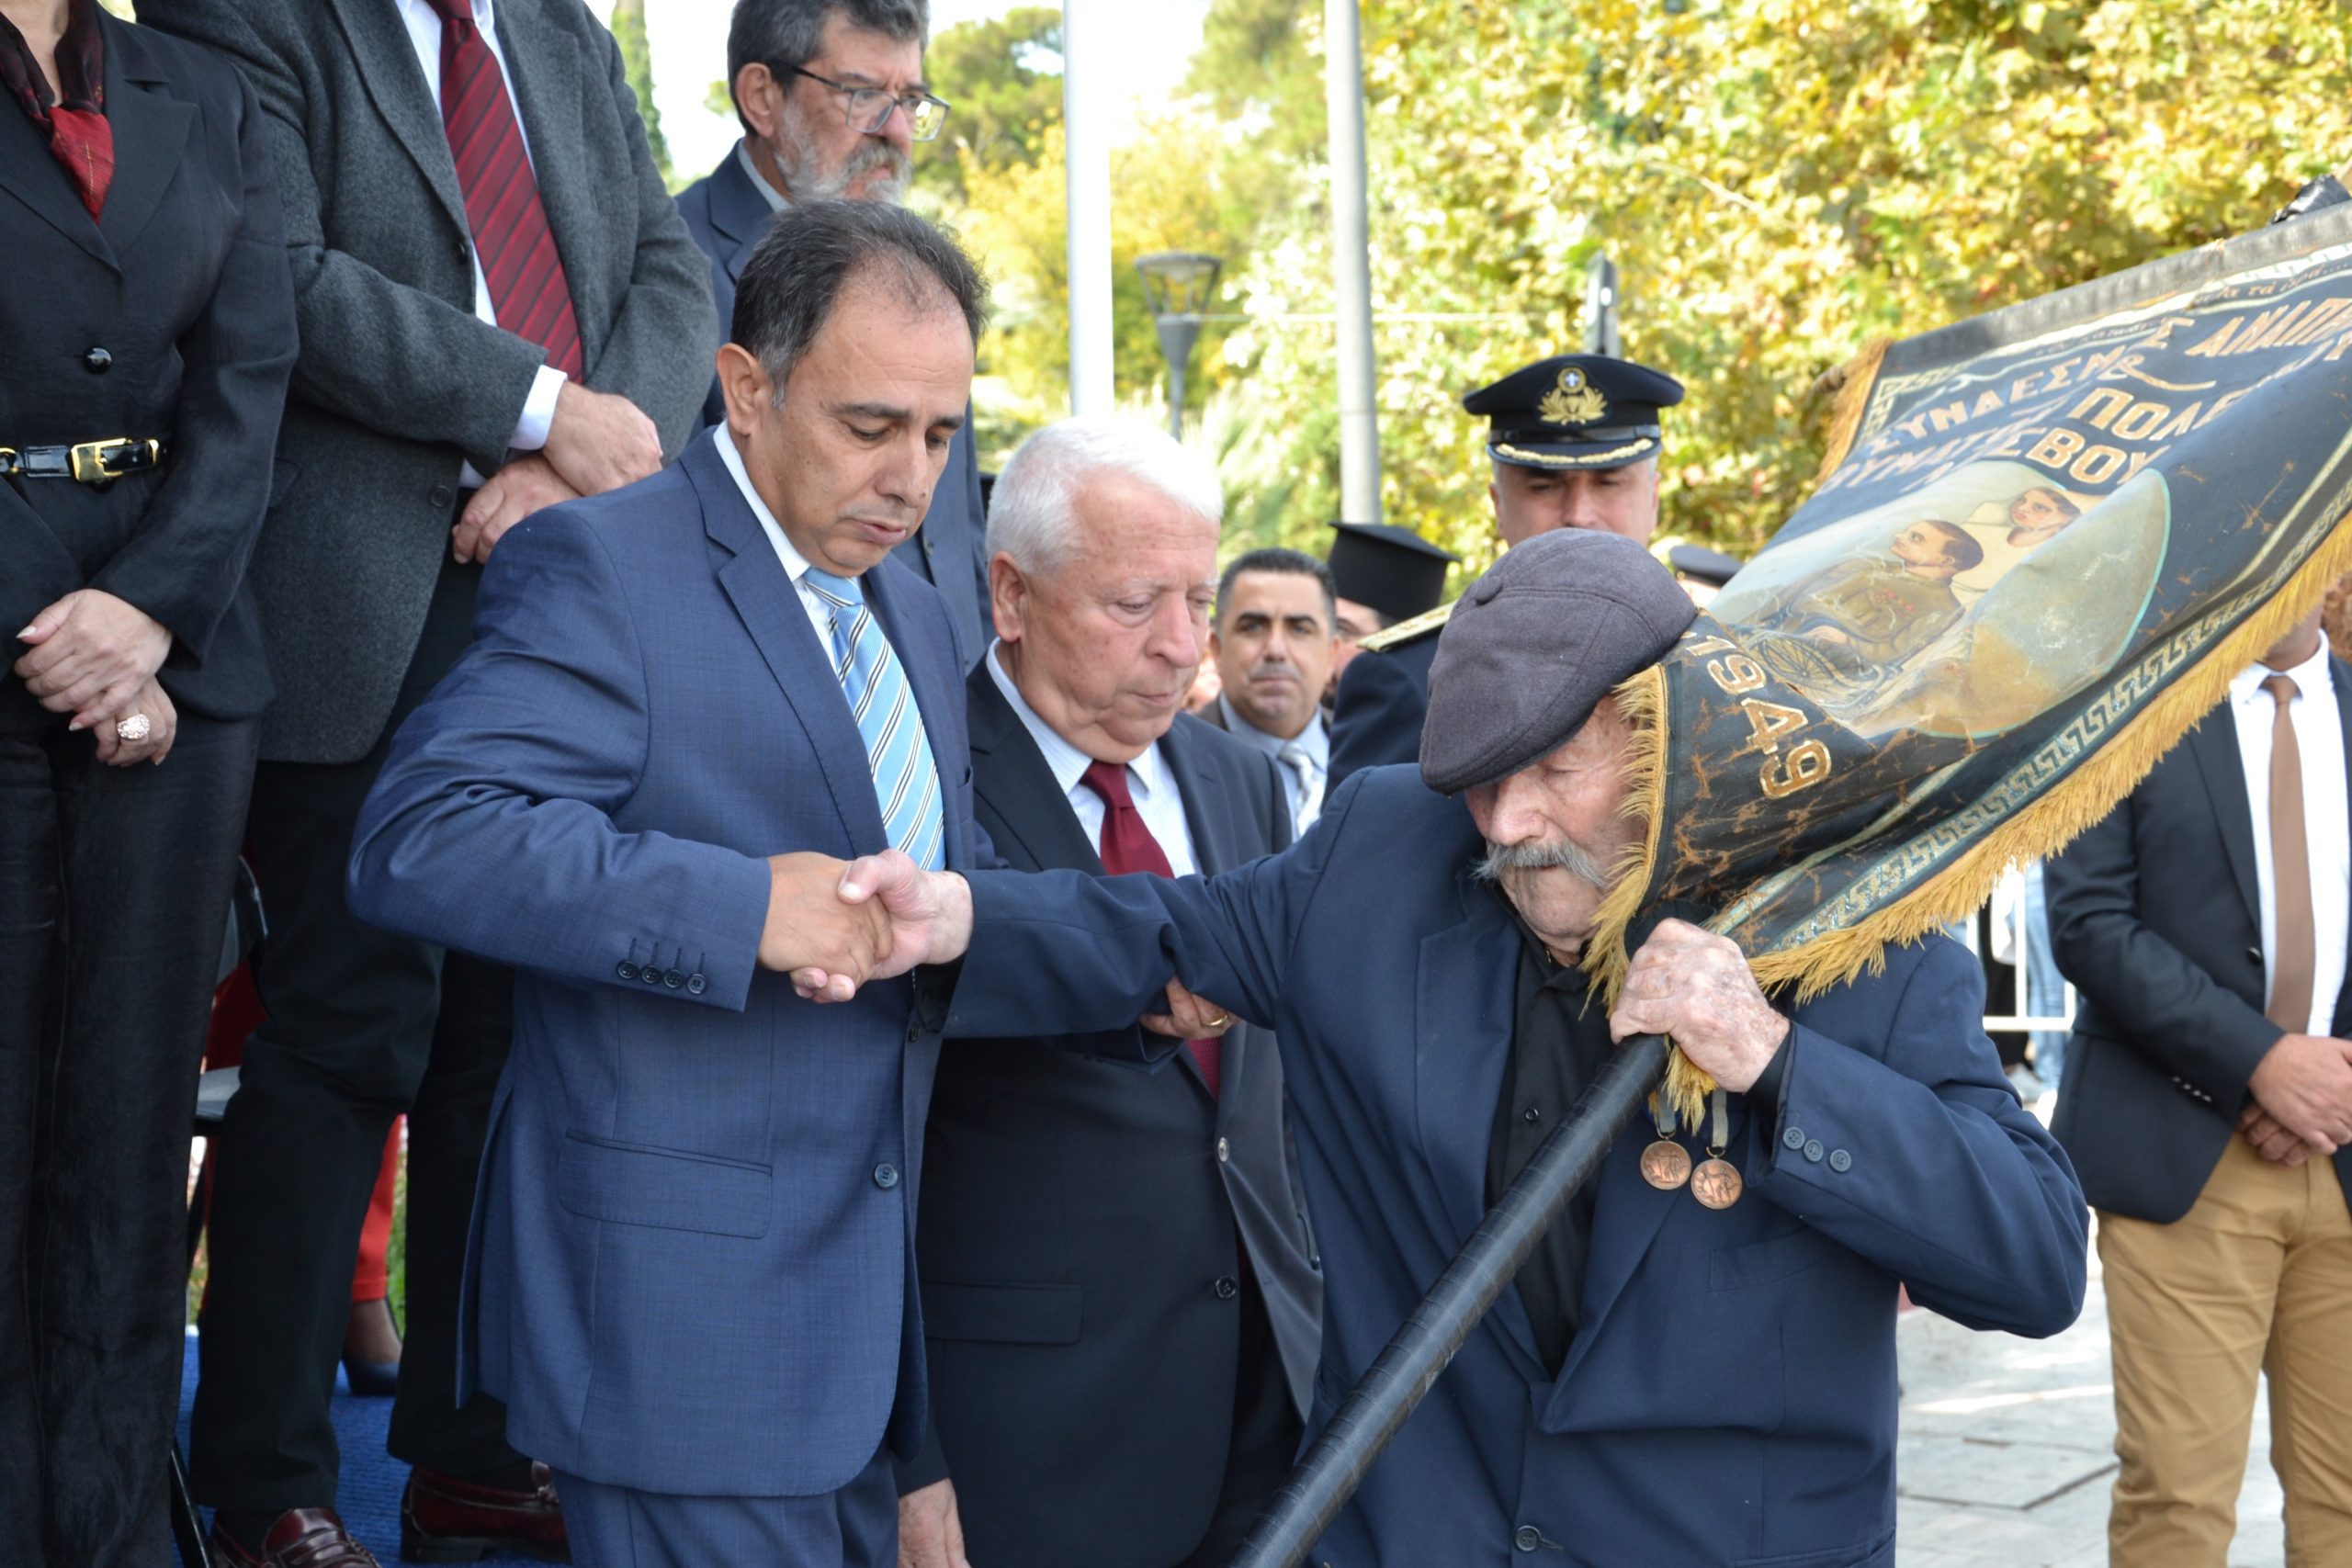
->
xmin=0 ymin=697 xmax=258 ymax=1568
xmin=189 ymin=555 xmax=526 ymax=1510
xmin=1176 ymin=1277 xmax=1306 ymax=1568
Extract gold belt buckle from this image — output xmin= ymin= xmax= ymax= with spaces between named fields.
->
xmin=69 ymin=437 xmax=154 ymax=483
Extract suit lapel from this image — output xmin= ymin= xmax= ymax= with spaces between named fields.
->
xmin=1414 ymin=877 xmax=1544 ymax=1370
xmin=326 ymin=0 xmax=470 ymax=245
xmin=966 ymin=670 xmax=1102 ymax=874
xmin=94 ymin=21 xmax=195 ymax=259
xmin=707 ymin=146 xmax=773 ymax=283
xmin=0 ymin=51 xmax=108 ymax=265
xmin=684 ymin=436 xmax=890 ymax=856
xmin=1161 ymin=717 xmax=1241 ymax=876
xmin=2186 ymin=707 xmax=2262 ymax=931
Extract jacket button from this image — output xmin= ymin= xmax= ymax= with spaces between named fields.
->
xmin=83 ymin=345 xmax=112 ymax=374
xmin=2248 ymin=946 xmax=2263 ymax=964
xmin=1781 ymin=1125 xmax=1806 ymax=1151
xmin=1213 ymin=1276 xmax=1238 ymax=1300
xmin=640 ymin=966 xmax=662 ymax=985
xmin=662 ymin=968 xmax=684 ymax=988
xmin=1217 ymin=1136 xmax=1230 ymax=1163
xmin=1828 ymin=1148 xmax=1852 ymax=1173
xmin=1513 ymin=1524 xmax=1543 ymax=1552
xmin=616 ymin=962 xmax=639 ymax=981
xmin=686 ymin=973 xmax=707 ymax=995
xmin=874 ymin=1163 xmax=899 ymax=1190
xmin=1804 ymin=1139 xmax=1825 ymax=1163
xmin=429 ymin=483 xmax=456 ymax=510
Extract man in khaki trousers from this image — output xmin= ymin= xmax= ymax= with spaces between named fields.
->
xmin=2048 ymin=605 xmax=2352 ymax=1565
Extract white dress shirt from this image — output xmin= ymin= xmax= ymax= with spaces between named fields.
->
xmin=738 ymin=138 xmax=791 ymax=211
xmin=987 ymin=645 xmax=1199 ymax=874
xmin=1216 ymin=694 xmax=1329 ymax=835
xmin=397 ymin=0 xmax=566 ymax=489
xmin=2229 ymin=640 xmax=2351 ymax=1036
xmin=715 ymin=425 xmax=837 ymax=651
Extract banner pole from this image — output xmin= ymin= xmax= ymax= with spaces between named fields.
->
xmin=1228 ymin=1032 xmax=1671 ymax=1568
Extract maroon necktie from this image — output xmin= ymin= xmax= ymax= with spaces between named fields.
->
xmin=1080 ymin=760 xmax=1219 ymax=1096
xmin=428 ymin=0 xmax=582 ymax=378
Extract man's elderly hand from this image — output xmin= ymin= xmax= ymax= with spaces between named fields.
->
xmin=14 ymin=589 xmax=173 ymax=726
xmin=792 ymin=850 xmax=975 ymax=1001
xmin=761 ymin=852 xmax=889 ymax=996
xmin=1608 ymin=918 xmax=1790 ymax=1093
xmin=543 ymin=380 xmax=662 ymax=498
xmin=452 ymin=454 xmax=581 ymax=564
xmin=897 ymin=1479 xmax=972 ymax=1568
xmin=2239 ymin=1101 xmax=2317 ymax=1167
xmin=1142 ymin=979 xmax=1238 ymax=1039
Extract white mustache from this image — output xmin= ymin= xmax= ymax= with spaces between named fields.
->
xmin=1472 ymin=837 xmax=1609 ymax=887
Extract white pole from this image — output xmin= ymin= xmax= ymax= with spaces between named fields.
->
xmin=1326 ymin=0 xmax=1381 ymax=522
xmin=1063 ymin=0 xmax=1115 ymax=416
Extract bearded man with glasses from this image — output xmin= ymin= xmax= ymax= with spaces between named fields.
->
xmin=677 ymin=1 xmax=995 ymax=674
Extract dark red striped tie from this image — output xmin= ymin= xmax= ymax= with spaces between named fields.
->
xmin=428 ymin=0 xmax=582 ymax=378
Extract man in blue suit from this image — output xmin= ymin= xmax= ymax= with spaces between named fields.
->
xmin=348 ymin=201 xmax=1001 ymax=1568
xmin=820 ymin=529 xmax=2089 ymax=1567
xmin=674 ymin=0 xmax=992 ymax=668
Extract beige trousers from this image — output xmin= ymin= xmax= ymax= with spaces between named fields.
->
xmin=2098 ymin=1135 xmax=2352 ymax=1567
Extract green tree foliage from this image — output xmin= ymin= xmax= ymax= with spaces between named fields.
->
xmin=1227 ymin=0 xmax=2352 ymax=576
xmin=918 ymin=5 xmax=1066 ymax=204
xmin=607 ymin=0 xmax=673 ymax=190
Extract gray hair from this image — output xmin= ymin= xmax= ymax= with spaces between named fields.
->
xmin=729 ymin=0 xmax=930 ymax=130
xmin=987 ymin=418 xmax=1224 ymax=576
xmin=731 ymin=200 xmax=988 ymax=398
xmin=1471 ymin=835 xmax=1610 ymax=888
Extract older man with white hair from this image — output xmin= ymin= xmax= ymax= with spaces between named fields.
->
xmin=894 ymin=417 xmax=1322 ymax=1568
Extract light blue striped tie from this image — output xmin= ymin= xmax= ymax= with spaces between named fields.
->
xmin=803 ymin=569 xmax=945 ymax=871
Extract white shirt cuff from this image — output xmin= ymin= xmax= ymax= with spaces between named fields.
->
xmin=510 ymin=364 xmax=568 ymax=452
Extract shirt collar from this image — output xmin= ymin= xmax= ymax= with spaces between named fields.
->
xmin=1216 ymin=694 xmax=1329 ymax=765
xmin=714 ymin=425 xmax=813 ymax=585
xmin=737 ymin=138 xmax=790 ymax=213
xmin=988 ymin=642 xmax=1173 ymax=804
xmin=2233 ymin=637 xmax=2334 ymax=705
xmin=407 ymin=0 xmax=495 ymax=32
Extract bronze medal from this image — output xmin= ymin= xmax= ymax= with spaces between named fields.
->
xmin=1690 ymin=1156 xmax=1744 ymax=1210
xmin=1640 ymin=1139 xmax=1692 ymax=1190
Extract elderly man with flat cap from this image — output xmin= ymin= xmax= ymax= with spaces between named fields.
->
xmin=811 ymin=529 xmax=2087 ymax=1566
xmin=1329 ymin=353 xmax=1683 ymax=789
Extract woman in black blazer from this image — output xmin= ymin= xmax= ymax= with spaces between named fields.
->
xmin=0 ymin=1 xmax=293 ymax=1562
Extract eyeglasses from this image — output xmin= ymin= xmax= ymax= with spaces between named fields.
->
xmin=782 ymin=65 xmax=950 ymax=142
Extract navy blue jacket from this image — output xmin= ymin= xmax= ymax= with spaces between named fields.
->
xmin=673 ymin=148 xmax=991 ymax=667
xmin=348 ymin=431 xmax=1021 ymax=1497
xmin=1328 ymin=632 xmax=1437 ymax=787
xmin=944 ymin=766 xmax=2088 ymax=1566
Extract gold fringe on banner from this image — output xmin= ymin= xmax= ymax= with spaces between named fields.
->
xmin=1812 ymin=337 xmax=1893 ymax=485
xmin=1587 ymin=505 xmax=2352 ymax=1128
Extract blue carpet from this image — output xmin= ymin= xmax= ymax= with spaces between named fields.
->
xmin=176 ymin=1329 xmax=538 ymax=1563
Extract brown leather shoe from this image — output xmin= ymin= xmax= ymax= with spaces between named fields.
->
xmin=209 ymin=1508 xmax=383 ymax=1568
xmin=400 ymin=1462 xmax=571 ymax=1562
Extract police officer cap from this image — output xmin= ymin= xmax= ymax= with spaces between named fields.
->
xmin=1667 ymin=542 xmax=1742 ymax=588
xmin=1328 ymin=522 xmax=1459 ymax=625
xmin=1419 ymin=529 xmax=1695 ymax=795
xmin=1462 ymin=354 xmax=1685 ymax=472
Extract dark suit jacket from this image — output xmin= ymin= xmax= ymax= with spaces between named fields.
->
xmin=349 ymin=431 xmax=1022 ymax=1496
xmin=0 ymin=11 xmax=294 ymax=725
xmin=902 ymin=671 xmax=1320 ymax=1566
xmin=944 ymin=767 xmax=2086 ymax=1567
xmin=673 ymin=146 xmax=990 ymax=669
xmin=2045 ymin=669 xmax=2352 ymax=1223
xmin=1328 ymin=632 xmax=1438 ymax=787
xmin=143 ymin=0 xmax=716 ymax=762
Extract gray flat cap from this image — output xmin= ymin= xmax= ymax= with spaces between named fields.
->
xmin=1419 ymin=529 xmax=1695 ymax=795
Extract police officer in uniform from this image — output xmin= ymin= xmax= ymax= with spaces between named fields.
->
xmin=1328 ymin=354 xmax=1682 ymax=787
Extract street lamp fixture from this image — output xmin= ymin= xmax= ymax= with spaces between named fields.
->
xmin=1135 ymin=250 xmax=1223 ymax=439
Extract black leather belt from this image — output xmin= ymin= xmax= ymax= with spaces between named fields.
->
xmin=0 ymin=436 xmax=169 ymax=484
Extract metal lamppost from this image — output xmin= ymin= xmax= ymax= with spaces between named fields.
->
xmin=1135 ymin=251 xmax=1223 ymax=439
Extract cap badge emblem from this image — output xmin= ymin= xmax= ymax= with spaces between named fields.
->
xmin=1538 ymin=367 xmax=1607 ymax=427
